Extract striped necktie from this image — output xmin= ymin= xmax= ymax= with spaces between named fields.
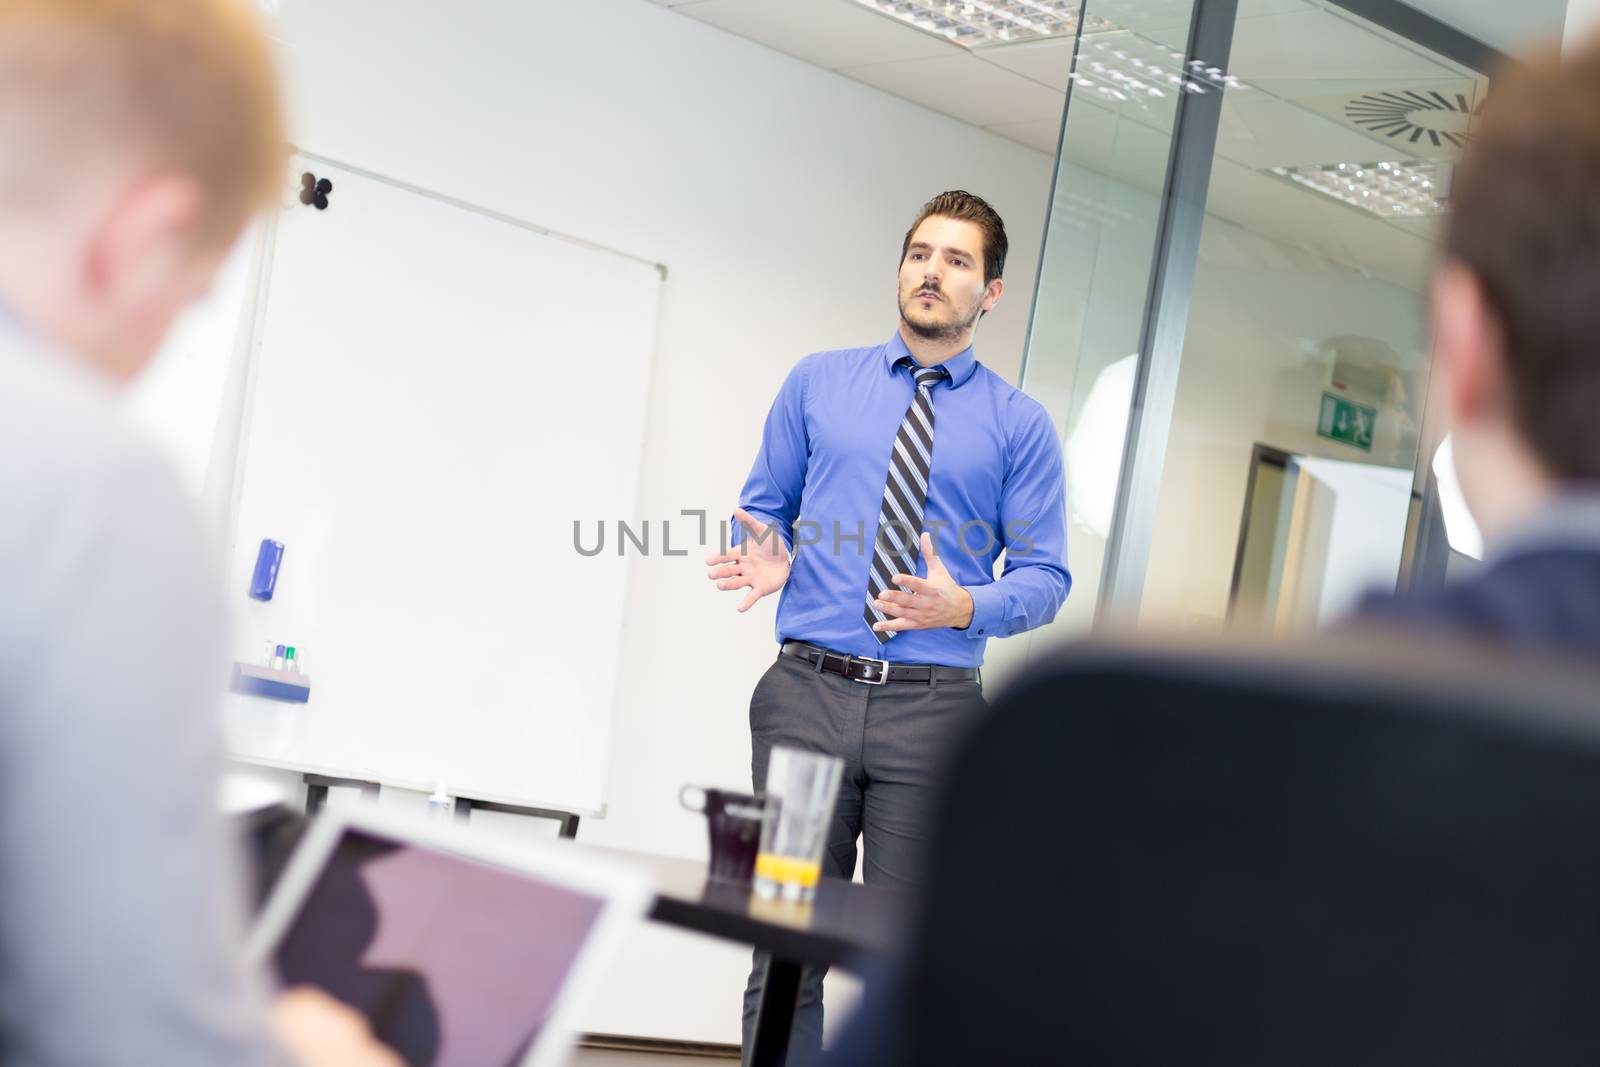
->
xmin=864 ymin=360 xmax=948 ymax=643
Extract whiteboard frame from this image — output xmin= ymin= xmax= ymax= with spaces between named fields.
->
xmin=218 ymin=153 xmax=668 ymax=816
xmin=297 ymin=150 xmax=667 ymax=281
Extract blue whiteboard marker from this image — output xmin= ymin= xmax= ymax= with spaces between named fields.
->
xmin=250 ymin=539 xmax=285 ymax=601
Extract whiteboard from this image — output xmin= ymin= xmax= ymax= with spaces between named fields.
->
xmin=221 ymin=157 xmax=662 ymax=815
xmin=120 ymin=226 xmax=260 ymax=497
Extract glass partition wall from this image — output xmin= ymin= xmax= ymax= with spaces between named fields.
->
xmin=995 ymin=0 xmax=1499 ymax=675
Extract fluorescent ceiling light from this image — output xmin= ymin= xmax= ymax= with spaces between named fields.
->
xmin=1070 ymin=32 xmax=1247 ymax=107
xmin=1266 ymin=160 xmax=1448 ymax=219
xmin=853 ymin=0 xmax=1113 ymax=47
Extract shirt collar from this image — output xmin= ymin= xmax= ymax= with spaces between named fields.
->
xmin=884 ymin=330 xmax=978 ymax=388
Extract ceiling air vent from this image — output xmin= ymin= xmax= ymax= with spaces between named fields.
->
xmin=1344 ymin=88 xmax=1474 ymax=150
xmin=1298 ymin=81 xmax=1481 ymax=161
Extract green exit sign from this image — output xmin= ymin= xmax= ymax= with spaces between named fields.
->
xmin=1318 ymin=392 xmax=1376 ymax=452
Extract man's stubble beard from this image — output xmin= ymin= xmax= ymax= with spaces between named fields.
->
xmin=899 ymin=288 xmax=983 ymax=343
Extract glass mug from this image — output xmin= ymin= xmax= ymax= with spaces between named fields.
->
xmin=754 ymin=746 xmax=845 ymax=903
xmin=679 ymin=786 xmax=768 ymax=884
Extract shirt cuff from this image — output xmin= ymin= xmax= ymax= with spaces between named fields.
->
xmin=963 ymin=582 xmax=1006 ymax=639
xmin=730 ymin=511 xmax=792 ymax=554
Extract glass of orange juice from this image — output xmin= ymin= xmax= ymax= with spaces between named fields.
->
xmin=754 ymin=746 xmax=844 ymax=903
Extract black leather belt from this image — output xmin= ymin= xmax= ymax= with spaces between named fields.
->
xmin=781 ymin=641 xmax=980 ymax=686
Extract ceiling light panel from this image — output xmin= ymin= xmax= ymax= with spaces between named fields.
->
xmin=1266 ymin=161 xmax=1449 ymax=219
xmin=853 ymin=0 xmax=1114 ymax=47
xmin=1071 ymin=31 xmax=1246 ymax=108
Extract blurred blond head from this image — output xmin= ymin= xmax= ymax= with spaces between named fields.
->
xmin=0 ymin=0 xmax=286 ymax=381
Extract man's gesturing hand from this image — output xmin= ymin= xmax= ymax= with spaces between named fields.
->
xmin=706 ymin=508 xmax=792 ymax=613
xmin=872 ymin=532 xmax=974 ymax=634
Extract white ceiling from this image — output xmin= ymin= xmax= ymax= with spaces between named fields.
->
xmin=649 ymin=0 xmax=1077 ymax=152
xmin=649 ymin=0 xmax=1477 ymax=150
xmin=1403 ymin=0 xmax=1568 ymax=52
xmin=649 ymin=0 xmax=1493 ymax=291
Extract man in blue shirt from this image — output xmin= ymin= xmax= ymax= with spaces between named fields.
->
xmin=707 ymin=190 xmax=1069 ymax=1061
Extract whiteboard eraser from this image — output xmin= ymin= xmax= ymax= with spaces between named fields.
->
xmin=250 ymin=539 xmax=284 ymax=601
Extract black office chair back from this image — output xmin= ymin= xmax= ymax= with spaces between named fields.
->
xmin=880 ymin=638 xmax=1600 ymax=1066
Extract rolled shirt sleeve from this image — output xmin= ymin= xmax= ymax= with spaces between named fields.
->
xmin=964 ymin=402 xmax=1070 ymax=640
xmin=733 ymin=357 xmax=812 ymax=554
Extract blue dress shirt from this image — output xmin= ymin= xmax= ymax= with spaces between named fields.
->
xmin=735 ymin=331 xmax=1070 ymax=668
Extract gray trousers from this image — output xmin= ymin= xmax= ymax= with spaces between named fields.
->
xmin=740 ymin=648 xmax=989 ymax=1064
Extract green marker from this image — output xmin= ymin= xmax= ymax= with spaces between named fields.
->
xmin=285 ymin=646 xmax=297 ymax=673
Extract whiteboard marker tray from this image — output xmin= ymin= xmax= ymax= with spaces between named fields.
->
xmin=231 ymin=663 xmax=312 ymax=704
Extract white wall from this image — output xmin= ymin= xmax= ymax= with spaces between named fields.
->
xmin=239 ymin=0 xmax=1054 ymax=1045
xmin=1568 ymin=0 xmax=1600 ymax=45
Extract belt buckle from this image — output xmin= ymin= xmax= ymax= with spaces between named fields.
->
xmin=852 ymin=655 xmax=890 ymax=685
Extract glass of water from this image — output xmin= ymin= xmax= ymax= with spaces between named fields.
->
xmin=753 ymin=745 xmax=844 ymax=903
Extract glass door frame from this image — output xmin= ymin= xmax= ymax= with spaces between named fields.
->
xmin=1027 ymin=0 xmax=1509 ymax=625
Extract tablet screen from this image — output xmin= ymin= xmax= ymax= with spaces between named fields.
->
xmin=272 ymin=827 xmax=607 ymax=1067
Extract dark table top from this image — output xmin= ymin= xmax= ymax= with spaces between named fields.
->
xmin=566 ymin=843 xmax=910 ymax=969
xmin=238 ymin=806 xmax=906 ymax=972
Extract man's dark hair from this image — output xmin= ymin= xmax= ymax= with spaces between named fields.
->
xmin=1445 ymin=45 xmax=1600 ymax=479
xmin=901 ymin=190 xmax=1008 ymax=286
